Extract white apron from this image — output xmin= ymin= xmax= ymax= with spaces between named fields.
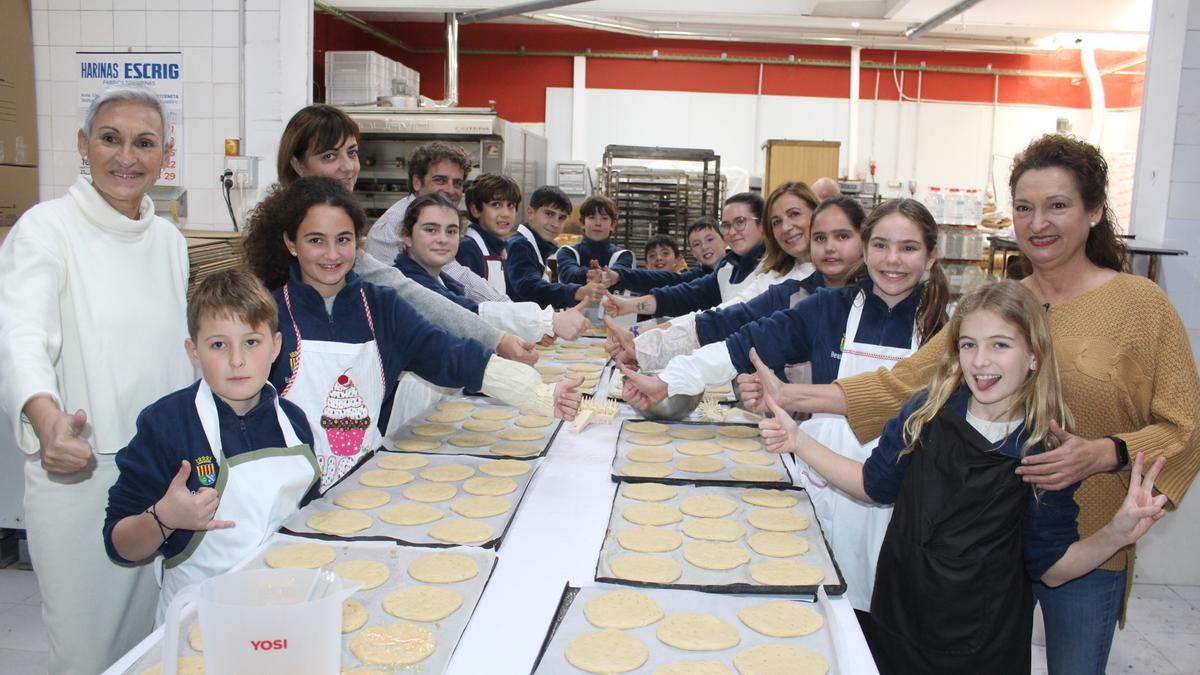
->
xmin=157 ymin=380 xmax=317 ymax=621
xmin=795 ymin=290 xmax=916 ymax=611
xmin=566 ymin=243 xmax=635 ymax=326
xmin=515 ymin=224 xmax=551 ymax=281
xmin=466 ymin=228 xmax=507 ymax=295
xmin=716 ymin=261 xmax=759 ymax=303
xmin=281 ymin=285 xmax=388 ymax=491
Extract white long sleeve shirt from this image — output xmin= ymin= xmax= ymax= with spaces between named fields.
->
xmin=0 ymin=176 xmax=196 ymax=454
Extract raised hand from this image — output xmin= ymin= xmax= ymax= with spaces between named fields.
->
xmin=739 ymin=348 xmax=784 ymax=413
xmin=759 ymin=394 xmax=802 ymax=455
xmin=553 ymin=376 xmax=584 ymax=420
xmin=603 ymin=293 xmax=642 ymax=318
xmin=155 ymin=460 xmax=236 ymax=532
xmin=1108 ymin=453 xmax=1169 ymax=545
xmin=497 ymin=333 xmax=539 ymax=366
xmin=553 ymin=300 xmax=592 ymax=341
xmin=619 ymin=363 xmax=668 ymax=409
xmin=39 ymin=408 xmax=94 ymax=474
xmin=599 ymin=267 xmax=621 ymax=288
xmin=604 ymin=318 xmax=638 ymax=367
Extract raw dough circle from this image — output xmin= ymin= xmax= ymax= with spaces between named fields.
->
xmin=383 ymin=586 xmax=464 ymax=622
xmin=342 ymin=598 xmax=368 ymax=633
xmin=627 ymin=446 xmax=674 ymax=463
xmin=264 ymin=543 xmax=336 ymax=569
xmin=610 ymin=555 xmax=682 ymax=583
xmin=480 ymin=459 xmax=532 ymax=477
xmin=537 ymin=366 xmax=566 ymax=376
xmin=746 ymin=509 xmax=809 ymax=532
xmin=626 ymin=421 xmax=669 ymax=434
xmin=378 ymin=453 xmax=430 ymax=469
xmin=490 ymin=442 xmax=540 ymax=458
xmin=425 ymin=410 xmax=466 ymax=423
xmin=472 ymin=408 xmax=515 ymax=420
xmin=620 ymin=483 xmax=677 ymax=502
xmin=559 ymin=342 xmax=588 ymax=349
xmin=138 ymin=657 xmax=206 ymax=675
xmin=729 ymin=467 xmax=785 ymax=483
xmin=733 ymin=644 xmax=828 ymax=675
xmin=564 ymin=629 xmax=648 ymax=674
xmin=350 ymin=624 xmax=436 ymax=666
xmin=669 ymin=427 xmax=717 ymax=440
xmin=408 ymin=553 xmax=478 ymax=583
xmin=681 ymin=518 xmax=746 ymax=542
xmin=307 ymin=510 xmax=373 ymax=535
xmin=428 ymin=519 xmax=494 ymax=544
xmin=623 ymin=503 xmax=683 ymax=526
xmin=683 ymin=542 xmax=751 ymax=570
xmin=403 ymin=483 xmax=458 ymax=502
xmin=706 ymin=384 xmax=733 ymax=394
xmin=740 ymin=490 xmax=799 ymax=508
xmin=719 ymin=437 xmax=762 ymax=452
xmin=420 ymin=464 xmax=476 ymax=482
xmin=463 ymin=419 xmax=506 ymax=433
xmin=498 ymin=428 xmax=545 ymax=442
xmin=675 ymin=441 xmax=724 ymax=456
xmin=622 ymin=463 xmax=674 ymax=479
xmin=583 ymin=589 xmax=664 ymax=629
xmin=448 ymin=434 xmax=497 ymax=448
xmin=463 ymin=476 xmax=518 ymax=496
xmin=653 ymin=660 xmax=732 ymax=675
xmin=617 ymin=526 xmax=682 ymax=553
xmin=716 ymin=425 xmax=759 ymax=438
xmin=676 ymin=456 xmax=726 ymax=474
xmin=737 ymin=600 xmax=824 ymax=637
xmin=679 ymin=495 xmax=737 ymax=518
xmin=515 ymin=415 xmax=553 ymax=428
xmin=567 ymin=362 xmax=604 ymax=373
xmin=335 ymin=559 xmax=391 ymax=590
xmin=379 ymin=503 xmax=444 ymax=526
xmin=729 ymin=451 xmax=773 ymax=466
xmin=747 ymin=532 xmax=809 ymax=558
xmin=450 ymin=496 xmax=511 ymax=518
xmin=391 ymin=438 xmax=440 ymax=453
xmin=436 ymin=401 xmax=475 ymax=412
xmin=627 ymin=434 xmax=672 ymax=446
xmin=749 ymin=559 xmax=825 ymax=586
xmin=187 ymin=624 xmax=203 ymax=652
xmin=358 ymin=469 xmax=414 ymax=488
xmin=334 ymin=489 xmax=391 ymax=510
xmin=656 ymin=613 xmax=741 ymax=651
xmin=412 ymin=423 xmax=455 ymax=437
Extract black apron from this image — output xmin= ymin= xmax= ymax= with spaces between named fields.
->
xmin=869 ymin=408 xmax=1035 ymax=675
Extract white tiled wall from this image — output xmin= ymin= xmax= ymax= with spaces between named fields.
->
xmin=29 ymin=0 xmax=313 ymax=230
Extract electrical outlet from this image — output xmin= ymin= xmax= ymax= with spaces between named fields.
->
xmin=224 ymin=155 xmax=259 ymax=190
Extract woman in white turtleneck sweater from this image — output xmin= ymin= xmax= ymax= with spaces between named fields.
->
xmin=0 ymin=88 xmax=194 ymax=675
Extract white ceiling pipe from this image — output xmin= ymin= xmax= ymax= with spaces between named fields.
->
xmin=1080 ymin=43 xmax=1105 ymax=145
xmin=849 ymin=46 xmax=861 ymax=181
xmin=429 ymin=13 xmax=460 ymax=108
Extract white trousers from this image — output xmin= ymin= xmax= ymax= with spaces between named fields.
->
xmin=23 ymin=452 xmax=158 ymax=675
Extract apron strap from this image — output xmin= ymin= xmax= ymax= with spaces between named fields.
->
xmin=358 ymin=288 xmax=387 ymax=394
xmin=281 ymin=285 xmax=304 ymax=397
xmin=194 ymin=379 xmax=225 ymax=462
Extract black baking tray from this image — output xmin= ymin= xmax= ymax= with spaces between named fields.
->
xmin=529 ymin=582 xmax=580 ymax=675
xmin=611 ymin=419 xmax=795 ymax=489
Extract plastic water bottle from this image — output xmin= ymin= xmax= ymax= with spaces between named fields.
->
xmin=967 ymin=189 xmax=982 ymax=227
xmin=945 ymin=189 xmax=961 ymax=225
xmin=925 ymin=187 xmax=943 ymax=223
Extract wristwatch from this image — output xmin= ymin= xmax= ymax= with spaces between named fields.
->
xmin=1107 ymin=435 xmax=1130 ymax=471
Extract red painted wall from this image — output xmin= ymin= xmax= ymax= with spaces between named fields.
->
xmin=313 ymin=17 xmax=1144 ymax=123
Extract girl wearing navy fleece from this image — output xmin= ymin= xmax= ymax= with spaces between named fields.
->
xmin=242 ymin=177 xmax=581 ymax=490
xmin=757 ymin=280 xmax=1169 ymax=674
xmin=621 ymin=199 xmax=950 ymax=614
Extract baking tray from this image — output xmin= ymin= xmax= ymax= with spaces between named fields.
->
xmin=595 ymin=482 xmax=846 ymax=597
xmin=384 ymin=396 xmax=564 ymax=460
xmin=531 ymin=582 xmax=843 ymax=674
xmin=123 ymin=534 xmax=497 ymax=675
xmin=282 ymin=451 xmax=540 ymax=550
xmin=612 ymin=420 xmax=794 ymax=488
xmin=534 ymin=340 xmax=611 ymax=397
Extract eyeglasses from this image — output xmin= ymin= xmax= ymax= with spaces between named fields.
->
xmin=719 ymin=216 xmax=758 ymax=233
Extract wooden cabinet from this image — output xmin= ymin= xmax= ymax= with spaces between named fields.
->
xmin=762 ymin=140 xmax=840 ymax=195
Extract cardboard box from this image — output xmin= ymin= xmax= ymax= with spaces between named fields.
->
xmin=0 ymin=164 xmax=38 ymax=227
xmin=0 ymin=0 xmax=37 ymax=167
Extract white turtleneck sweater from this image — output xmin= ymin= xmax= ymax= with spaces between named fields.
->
xmin=0 ymin=176 xmax=196 ymax=455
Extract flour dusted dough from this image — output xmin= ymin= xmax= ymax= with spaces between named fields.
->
xmin=479 ymin=459 xmax=532 ymax=477
xmin=335 ymin=560 xmax=391 ymax=590
xmin=749 ymin=559 xmax=825 ymax=586
xmin=747 ymin=532 xmax=809 ymax=557
xmin=610 ymin=555 xmax=683 ymax=583
xmin=462 ymin=476 xmax=518 ymax=496
xmin=350 ymin=624 xmax=437 ymax=667
xmin=428 ymin=519 xmax=494 ymax=544
xmin=627 ymin=433 xmax=672 ymax=446
xmin=729 ymin=467 xmax=785 ymax=482
xmin=383 ymin=586 xmax=463 ymax=622
xmin=342 ymin=598 xmax=368 ymax=633
xmin=626 ymin=421 xmax=669 ymax=434
xmin=139 ymin=657 xmax=206 ymax=675
xmin=583 ymin=589 xmax=664 ymax=630
xmin=436 ymin=401 xmax=475 ymax=413
xmin=379 ymin=503 xmax=444 ymax=526
xmin=716 ymin=425 xmax=759 ymax=438
xmin=653 ymin=660 xmax=732 ymax=675
xmin=187 ymin=624 xmax=203 ymax=652
xmin=408 ymin=553 xmax=479 ymax=583
xmin=403 ymin=483 xmax=458 ymax=502
xmin=682 ymin=542 xmax=751 ymax=570
xmin=420 ymin=464 xmax=476 ymax=482
xmin=627 ymin=446 xmax=674 ymax=463
xmin=681 ymin=518 xmax=746 ymax=542
xmin=450 ymin=496 xmax=511 ymax=518
xmin=564 ymin=629 xmax=648 ymax=674
xmin=473 ymin=408 xmax=515 ymax=420
xmin=378 ymin=453 xmax=430 ymax=469
xmin=425 ymin=410 xmax=467 ymax=423
xmin=728 ymin=451 xmax=773 ymax=466
xmin=308 ymin=510 xmax=373 ymax=535
xmin=617 ymin=526 xmax=682 ymax=553
xmin=463 ymin=419 xmax=506 ymax=433
xmin=733 ymin=643 xmax=828 ymax=675
xmin=392 ymin=438 xmax=440 ymax=453
xmin=621 ymin=483 xmax=677 ymax=502
xmin=669 ymin=427 xmax=717 ymax=440
xmin=679 ymin=495 xmax=737 ymax=518
xmin=676 ymin=456 xmax=726 ymax=474
xmin=737 ymin=600 xmax=824 ymax=637
xmin=516 ymin=414 xmax=554 ymax=428
xmin=622 ymin=462 xmax=674 ymax=478
xmin=498 ymin=427 xmax=544 ymax=442
xmin=334 ymin=489 xmax=391 ymax=510
xmin=264 ymin=542 xmax=336 ymax=569
xmin=740 ymin=489 xmax=799 ymax=508
xmin=623 ymin=503 xmax=683 ymax=526
xmin=675 ymin=441 xmax=723 ymax=456
xmin=448 ymin=433 xmax=497 ymax=448
xmin=656 ymin=613 xmax=741 ymax=651
xmin=747 ymin=509 xmax=809 ymax=532
xmin=490 ymin=442 xmax=539 ymax=457
xmin=412 ymin=423 xmax=456 ymax=437
xmin=358 ymin=469 xmax=414 ymax=488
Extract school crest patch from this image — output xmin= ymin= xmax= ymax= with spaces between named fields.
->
xmin=195 ymin=455 xmax=217 ymax=486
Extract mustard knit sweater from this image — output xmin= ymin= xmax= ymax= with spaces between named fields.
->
xmin=839 ymin=274 xmax=1200 ymax=584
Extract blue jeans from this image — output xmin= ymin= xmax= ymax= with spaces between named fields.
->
xmin=1033 ymin=568 xmax=1126 ymax=675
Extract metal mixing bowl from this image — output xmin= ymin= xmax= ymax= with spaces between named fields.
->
xmin=638 ymin=392 xmax=704 ymax=421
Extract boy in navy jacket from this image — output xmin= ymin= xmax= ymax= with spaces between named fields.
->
xmin=555 ymin=194 xmax=635 ymax=285
xmin=507 ymin=185 xmax=606 ymax=309
xmin=456 ymin=174 xmax=521 ymax=296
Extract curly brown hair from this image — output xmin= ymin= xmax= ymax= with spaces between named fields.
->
xmin=241 ymin=177 xmax=367 ymax=291
xmin=1009 ymin=134 xmax=1127 ymax=273
xmin=761 ymin=181 xmax=819 ymax=275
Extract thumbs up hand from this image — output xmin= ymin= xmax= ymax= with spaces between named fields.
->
xmin=38 ymin=408 xmax=95 ymax=474
xmin=155 ymin=460 xmax=236 ymax=532
xmin=553 ymin=299 xmax=592 ymax=341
